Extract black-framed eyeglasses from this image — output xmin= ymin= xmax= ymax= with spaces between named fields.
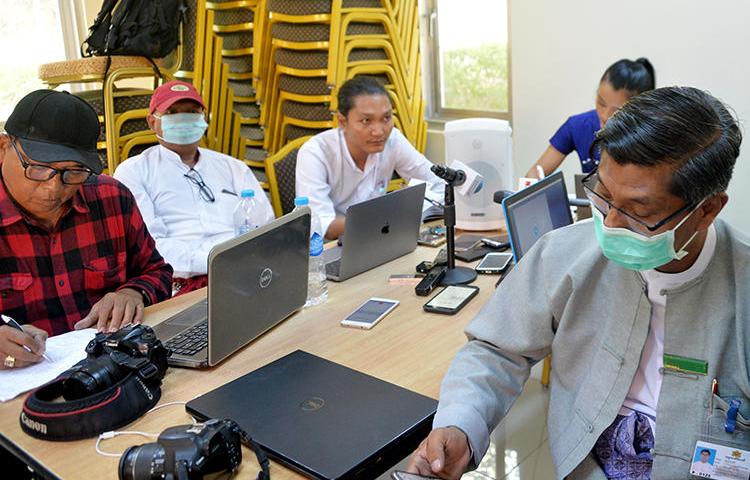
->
xmin=11 ymin=140 xmax=93 ymax=185
xmin=581 ymin=168 xmax=695 ymax=235
xmin=183 ymin=168 xmax=215 ymax=202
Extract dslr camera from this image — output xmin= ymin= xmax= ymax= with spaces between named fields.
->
xmin=119 ymin=419 xmax=243 ymax=480
xmin=62 ymin=324 xmax=170 ymax=400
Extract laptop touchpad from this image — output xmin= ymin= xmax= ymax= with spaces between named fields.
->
xmin=167 ymin=300 xmax=207 ymax=326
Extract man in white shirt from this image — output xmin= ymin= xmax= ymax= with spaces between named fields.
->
xmin=295 ymin=76 xmax=442 ymax=239
xmin=114 ymin=81 xmax=274 ymax=294
xmin=690 ymin=449 xmax=714 ymax=477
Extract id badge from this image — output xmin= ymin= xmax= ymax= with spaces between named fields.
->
xmin=689 ymin=394 xmax=750 ymax=479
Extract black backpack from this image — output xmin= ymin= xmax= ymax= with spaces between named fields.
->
xmin=82 ymin=0 xmax=187 ymax=59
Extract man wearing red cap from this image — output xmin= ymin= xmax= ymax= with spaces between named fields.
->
xmin=114 ymin=80 xmax=274 ymax=294
xmin=0 ymin=90 xmax=173 ymax=370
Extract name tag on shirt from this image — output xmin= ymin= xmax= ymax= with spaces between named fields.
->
xmin=664 ymin=353 xmax=708 ymax=376
xmin=690 ymin=440 xmax=750 ymax=479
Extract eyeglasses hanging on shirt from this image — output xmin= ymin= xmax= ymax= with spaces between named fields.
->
xmin=184 ymin=168 xmax=216 ymax=203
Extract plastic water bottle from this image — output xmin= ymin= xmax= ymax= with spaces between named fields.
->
xmin=294 ymin=197 xmax=328 ymax=306
xmin=233 ymin=189 xmax=262 ymax=236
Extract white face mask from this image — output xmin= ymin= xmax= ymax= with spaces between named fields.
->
xmin=592 ymin=199 xmax=704 ymax=271
xmin=155 ymin=113 xmax=208 ymax=145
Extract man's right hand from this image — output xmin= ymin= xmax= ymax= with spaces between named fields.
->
xmin=0 ymin=324 xmax=47 ymax=369
xmin=405 ymin=427 xmax=473 ymax=479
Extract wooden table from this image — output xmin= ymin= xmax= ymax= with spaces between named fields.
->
xmin=0 ymin=247 xmax=498 ymax=479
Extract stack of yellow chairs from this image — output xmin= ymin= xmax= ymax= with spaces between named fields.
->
xmin=36 ymin=0 xmax=200 ymax=174
xmin=256 ymin=0 xmax=427 ymax=156
xmin=200 ymin=0 xmax=269 ymax=187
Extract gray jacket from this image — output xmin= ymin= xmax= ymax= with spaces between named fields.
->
xmin=433 ymin=219 xmax=750 ymax=479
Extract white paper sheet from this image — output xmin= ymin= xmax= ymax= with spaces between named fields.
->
xmin=0 ymin=328 xmax=97 ymax=402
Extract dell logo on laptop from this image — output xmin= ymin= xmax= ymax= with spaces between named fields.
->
xmin=259 ymin=268 xmax=273 ymax=288
xmin=300 ymin=397 xmax=325 ymax=411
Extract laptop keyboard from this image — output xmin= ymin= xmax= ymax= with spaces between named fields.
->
xmin=325 ymin=258 xmax=341 ymax=277
xmin=165 ymin=319 xmax=208 ymax=356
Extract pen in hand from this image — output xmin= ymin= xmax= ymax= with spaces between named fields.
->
xmin=1 ymin=315 xmax=52 ymax=362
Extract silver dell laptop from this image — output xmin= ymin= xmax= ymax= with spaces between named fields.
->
xmin=323 ymin=183 xmax=426 ymax=282
xmin=153 ymin=208 xmax=311 ymax=368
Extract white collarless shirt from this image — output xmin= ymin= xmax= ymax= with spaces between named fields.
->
xmin=113 ymin=145 xmax=274 ymax=277
xmin=295 ymin=128 xmax=443 ymax=234
xmin=620 ymin=224 xmax=717 ymax=429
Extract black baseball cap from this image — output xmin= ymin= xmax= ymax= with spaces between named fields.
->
xmin=4 ymin=90 xmax=103 ymax=174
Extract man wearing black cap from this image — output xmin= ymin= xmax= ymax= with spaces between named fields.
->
xmin=0 ymin=90 xmax=173 ymax=371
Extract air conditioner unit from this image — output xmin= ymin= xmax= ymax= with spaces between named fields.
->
xmin=444 ymin=118 xmax=514 ymax=230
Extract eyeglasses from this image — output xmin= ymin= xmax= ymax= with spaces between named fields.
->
xmin=183 ymin=168 xmax=215 ymax=202
xmin=11 ymin=140 xmax=93 ymax=185
xmin=581 ymin=169 xmax=695 ymax=235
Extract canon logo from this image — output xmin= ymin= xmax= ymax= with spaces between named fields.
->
xmin=21 ymin=412 xmax=47 ymax=435
xmin=135 ymin=377 xmax=154 ymax=401
xmin=259 ymin=268 xmax=273 ymax=288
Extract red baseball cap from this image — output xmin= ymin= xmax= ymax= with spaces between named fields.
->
xmin=149 ymin=80 xmax=205 ymax=114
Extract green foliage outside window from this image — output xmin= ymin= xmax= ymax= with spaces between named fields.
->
xmin=441 ymin=43 xmax=509 ymax=112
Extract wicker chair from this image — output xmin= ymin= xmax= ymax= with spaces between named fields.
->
xmin=265 ymin=136 xmax=311 ymax=216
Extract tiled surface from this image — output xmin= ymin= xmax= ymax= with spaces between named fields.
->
xmin=382 ymin=362 xmax=555 ymax=479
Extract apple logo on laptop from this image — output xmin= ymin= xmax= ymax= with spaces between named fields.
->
xmin=381 ymin=223 xmax=390 ymax=235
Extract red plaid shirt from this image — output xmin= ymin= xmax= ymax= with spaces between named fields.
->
xmin=0 ymin=174 xmax=173 ymax=336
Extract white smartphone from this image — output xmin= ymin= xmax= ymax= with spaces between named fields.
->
xmin=475 ymin=252 xmax=513 ymax=274
xmin=340 ymin=298 xmax=400 ymax=329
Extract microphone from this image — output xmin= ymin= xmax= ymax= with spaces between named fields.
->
xmin=431 ymin=164 xmax=465 ymax=186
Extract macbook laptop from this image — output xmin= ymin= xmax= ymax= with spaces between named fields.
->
xmin=502 ymin=171 xmax=573 ymax=262
xmin=186 ymin=350 xmax=438 ymax=479
xmin=153 ymin=208 xmax=311 ymax=368
xmin=324 ymin=183 xmax=426 ymax=282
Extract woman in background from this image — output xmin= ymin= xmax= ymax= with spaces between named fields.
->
xmin=526 ymin=57 xmax=655 ymax=177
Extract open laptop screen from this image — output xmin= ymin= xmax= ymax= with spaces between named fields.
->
xmin=502 ymin=171 xmax=573 ymax=262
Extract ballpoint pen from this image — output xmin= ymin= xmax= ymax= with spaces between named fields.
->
xmin=425 ymin=197 xmax=444 ymax=208
xmin=1 ymin=314 xmax=52 ymax=362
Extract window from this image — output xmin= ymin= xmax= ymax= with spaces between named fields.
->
xmin=426 ymin=0 xmax=510 ymax=119
xmin=0 ymin=0 xmax=67 ymax=121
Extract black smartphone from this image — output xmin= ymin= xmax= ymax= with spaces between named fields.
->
xmin=475 ymin=252 xmax=513 ymax=274
xmin=423 ymin=285 xmax=480 ymax=315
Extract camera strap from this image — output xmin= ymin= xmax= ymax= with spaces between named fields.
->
xmin=20 ymin=370 xmax=162 ymax=441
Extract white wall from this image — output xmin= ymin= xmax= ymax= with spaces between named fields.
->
xmin=509 ymin=0 xmax=750 ymax=233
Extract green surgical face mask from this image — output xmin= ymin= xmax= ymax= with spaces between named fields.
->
xmin=592 ymin=201 xmax=703 ymax=271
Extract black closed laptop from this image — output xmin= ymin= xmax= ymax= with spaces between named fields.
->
xmin=186 ymin=350 xmax=437 ymax=479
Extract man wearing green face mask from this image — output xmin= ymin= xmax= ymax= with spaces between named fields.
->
xmin=114 ymin=81 xmax=274 ymax=295
xmin=407 ymin=87 xmax=748 ymax=480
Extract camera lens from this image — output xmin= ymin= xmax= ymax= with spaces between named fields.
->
xmin=62 ymin=355 xmax=122 ymax=400
xmin=119 ymin=443 xmax=165 ymax=480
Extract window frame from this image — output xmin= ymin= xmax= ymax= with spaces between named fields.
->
xmin=424 ymin=0 xmax=513 ymax=121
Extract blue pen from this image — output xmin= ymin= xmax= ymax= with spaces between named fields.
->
xmin=725 ymin=399 xmax=741 ymax=433
xmin=2 ymin=314 xmax=52 ymax=362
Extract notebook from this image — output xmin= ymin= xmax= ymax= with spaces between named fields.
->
xmin=152 ymin=209 xmax=310 ymax=368
xmin=186 ymin=350 xmax=437 ymax=479
xmin=502 ymin=171 xmax=573 ymax=262
xmin=324 ymin=183 xmax=426 ymax=282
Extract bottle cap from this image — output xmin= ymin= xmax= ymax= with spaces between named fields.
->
xmin=241 ymin=189 xmax=255 ymax=198
xmin=294 ymin=196 xmax=309 ymax=206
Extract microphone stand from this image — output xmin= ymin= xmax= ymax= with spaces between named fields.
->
xmin=440 ymin=175 xmax=478 ymax=286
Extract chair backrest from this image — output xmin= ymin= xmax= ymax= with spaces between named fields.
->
xmin=266 ymin=135 xmax=312 ymax=216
